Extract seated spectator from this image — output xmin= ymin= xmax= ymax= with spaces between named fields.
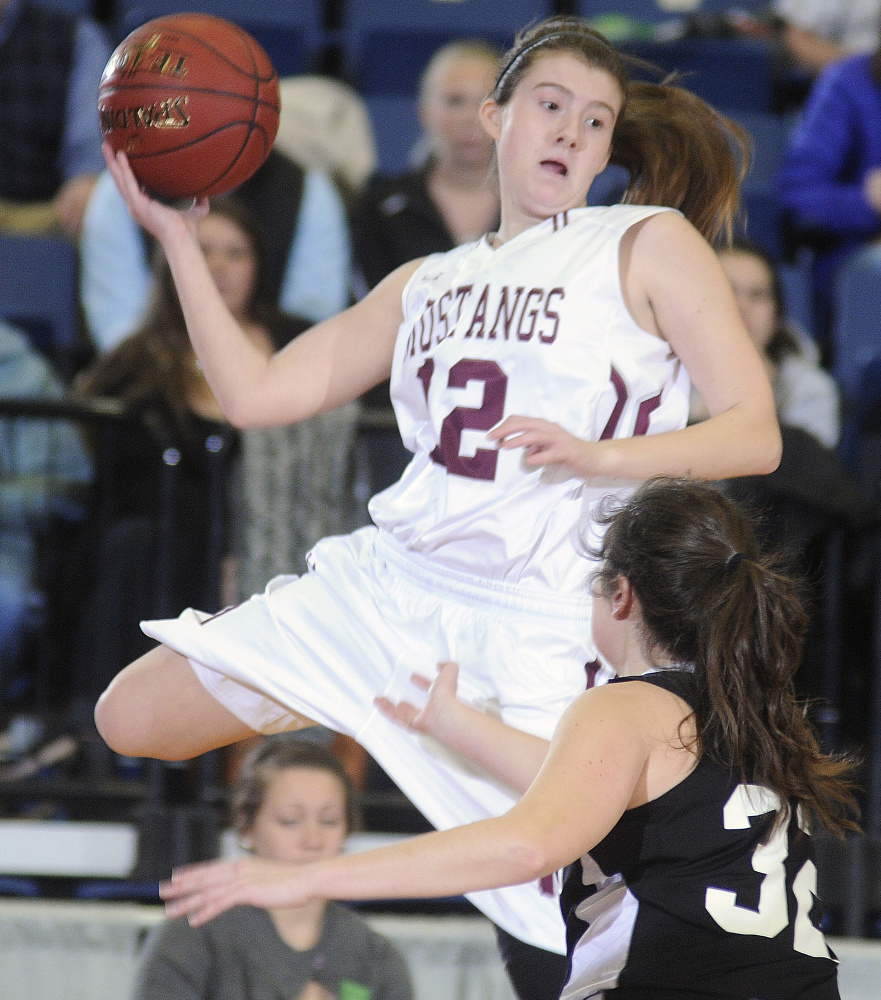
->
xmin=131 ymin=735 xmax=414 ymax=1000
xmin=691 ymin=239 xmax=841 ymax=449
xmin=772 ymin=0 xmax=880 ymax=76
xmin=354 ymin=39 xmax=501 ymax=292
xmin=81 ymin=147 xmax=351 ymax=353
xmin=0 ymin=0 xmax=110 ymax=239
xmin=352 ymin=39 xmax=501 ymax=493
xmin=691 ymin=242 xmax=869 ymax=705
xmin=71 ymin=199 xmax=309 ymax=709
xmin=777 ymin=43 xmax=881 ymax=349
xmin=275 ymin=75 xmax=378 ymax=209
xmin=72 ymin=197 xmax=359 ymax=718
xmin=0 ymin=318 xmax=91 ymax=697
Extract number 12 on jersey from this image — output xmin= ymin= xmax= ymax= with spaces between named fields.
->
xmin=416 ymin=360 xmax=663 ymax=482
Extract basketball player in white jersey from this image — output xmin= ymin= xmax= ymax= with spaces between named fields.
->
xmin=96 ymin=17 xmax=781 ymax=999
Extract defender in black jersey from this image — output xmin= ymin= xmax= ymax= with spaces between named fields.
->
xmin=561 ymin=671 xmax=838 ymax=999
xmin=162 ymin=479 xmax=857 ymax=999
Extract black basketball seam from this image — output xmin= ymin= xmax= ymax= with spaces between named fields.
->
xmin=127 ymin=121 xmax=274 ymax=160
xmin=130 ymin=18 xmax=276 ymax=84
xmin=240 ymin=32 xmax=262 ymax=161
xmin=129 ymin=119 xmax=272 ymax=196
xmin=132 ymin=125 xmax=271 ymax=197
xmin=199 ymin=127 xmax=270 ymax=196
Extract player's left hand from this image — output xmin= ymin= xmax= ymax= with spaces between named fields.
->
xmin=488 ymin=416 xmax=593 ymax=475
xmin=374 ymin=661 xmax=462 ymax=741
xmin=161 ymin=856 xmax=314 ymax=925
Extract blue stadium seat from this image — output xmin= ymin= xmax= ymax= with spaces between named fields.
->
xmin=344 ymin=1 xmax=551 ymax=171
xmin=0 ymin=234 xmax=80 ymax=378
xmin=730 ymin=111 xmax=790 ymax=186
xmin=342 ymin=0 xmax=553 ymax=93
xmin=0 ymin=875 xmax=41 ymax=897
xmin=364 ymin=95 xmax=423 ymax=175
xmin=737 ymin=186 xmax=784 ymax=261
xmin=618 ymin=37 xmax=775 ymax=113
xmin=778 ymin=259 xmax=817 ymax=344
xmin=39 ymin=0 xmax=93 ymax=12
xmin=116 ymin=1 xmax=326 ymax=76
xmin=726 ymin=111 xmax=792 ymax=262
xmin=74 ymin=879 xmax=161 ymax=902
xmin=832 ymin=247 xmax=881 ymax=403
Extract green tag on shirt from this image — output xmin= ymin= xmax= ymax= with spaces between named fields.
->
xmin=339 ymin=981 xmax=372 ymax=1000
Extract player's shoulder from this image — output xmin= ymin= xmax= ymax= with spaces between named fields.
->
xmin=572 ymin=203 xmax=680 ymax=233
xmin=624 ymin=209 xmax=714 ymax=286
xmin=567 ymin=675 xmax=665 ymax=725
xmin=577 ymin=671 xmax=694 ymax=723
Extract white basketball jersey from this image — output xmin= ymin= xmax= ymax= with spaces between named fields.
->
xmin=370 ymin=205 xmax=690 ymax=597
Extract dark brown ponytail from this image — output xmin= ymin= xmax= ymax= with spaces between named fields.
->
xmin=612 ymin=81 xmax=748 ymax=244
xmin=591 ymin=478 xmax=859 ymax=837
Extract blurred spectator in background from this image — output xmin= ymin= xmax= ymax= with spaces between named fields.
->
xmin=72 ymin=196 xmax=359 ymax=723
xmin=690 ymin=240 xmax=868 ymax=705
xmin=0 ymin=0 xmax=109 ymax=239
xmin=353 ymin=39 xmax=501 ymax=292
xmin=81 ymin=147 xmax=351 ymax=353
xmin=772 ymin=0 xmax=880 ymax=76
xmin=71 ymin=199 xmax=310 ymax=713
xmin=274 ymin=74 xmax=378 ymax=212
xmin=778 ymin=43 xmax=881 ymax=349
xmin=132 ymin=736 xmax=413 ymax=1000
xmin=0 ymin=318 xmax=91 ymax=700
xmin=352 ymin=39 xmax=501 ymax=493
xmin=689 ymin=236 xmax=862 ymax=542
xmin=691 ymin=239 xmax=841 ymax=448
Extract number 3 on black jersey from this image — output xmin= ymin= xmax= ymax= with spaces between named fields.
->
xmin=705 ymin=784 xmax=833 ymax=960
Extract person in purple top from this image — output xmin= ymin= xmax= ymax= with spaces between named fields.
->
xmin=778 ymin=47 xmax=881 ymax=347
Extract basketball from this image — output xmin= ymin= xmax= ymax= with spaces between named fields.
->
xmin=98 ymin=13 xmax=280 ymax=199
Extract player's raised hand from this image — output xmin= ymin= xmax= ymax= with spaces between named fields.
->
xmin=488 ymin=416 xmax=597 ymax=477
xmin=103 ymin=143 xmax=208 ymax=243
xmin=375 ymin=661 xmax=464 ymax=743
xmin=161 ymin=856 xmax=315 ymax=926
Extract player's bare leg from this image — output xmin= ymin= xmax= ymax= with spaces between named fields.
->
xmin=95 ymin=644 xmax=312 ymax=760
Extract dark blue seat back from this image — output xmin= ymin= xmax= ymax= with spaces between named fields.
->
xmin=833 ymin=248 xmax=881 ymax=403
xmin=0 ymin=234 xmax=79 ymax=377
xmin=115 ymin=1 xmax=326 ymax=76
xmin=343 ymin=0 xmax=553 ymax=91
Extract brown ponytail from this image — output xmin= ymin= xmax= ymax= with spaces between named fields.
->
xmin=493 ymin=16 xmax=748 ymax=244
xmin=591 ymin=477 xmax=859 ymax=837
xmin=612 ymin=81 xmax=748 ymax=244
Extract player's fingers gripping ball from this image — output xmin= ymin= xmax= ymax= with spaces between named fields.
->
xmin=98 ymin=13 xmax=280 ymax=199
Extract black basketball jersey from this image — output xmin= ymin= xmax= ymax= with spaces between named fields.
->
xmin=560 ymin=670 xmax=840 ymax=1000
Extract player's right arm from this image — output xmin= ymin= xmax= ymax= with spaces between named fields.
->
xmin=375 ymin=663 xmax=550 ymax=794
xmin=160 ymin=686 xmax=657 ymax=925
xmin=103 ymin=145 xmax=420 ymax=429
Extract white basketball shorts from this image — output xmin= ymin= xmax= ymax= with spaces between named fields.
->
xmin=143 ymin=525 xmax=597 ymax=954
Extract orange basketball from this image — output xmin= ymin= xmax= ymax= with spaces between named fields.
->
xmin=98 ymin=13 xmax=280 ymax=199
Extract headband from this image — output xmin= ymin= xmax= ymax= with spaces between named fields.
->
xmin=494 ymin=29 xmax=615 ymax=94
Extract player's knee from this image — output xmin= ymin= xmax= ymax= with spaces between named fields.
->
xmin=94 ymin=685 xmax=145 ymax=756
